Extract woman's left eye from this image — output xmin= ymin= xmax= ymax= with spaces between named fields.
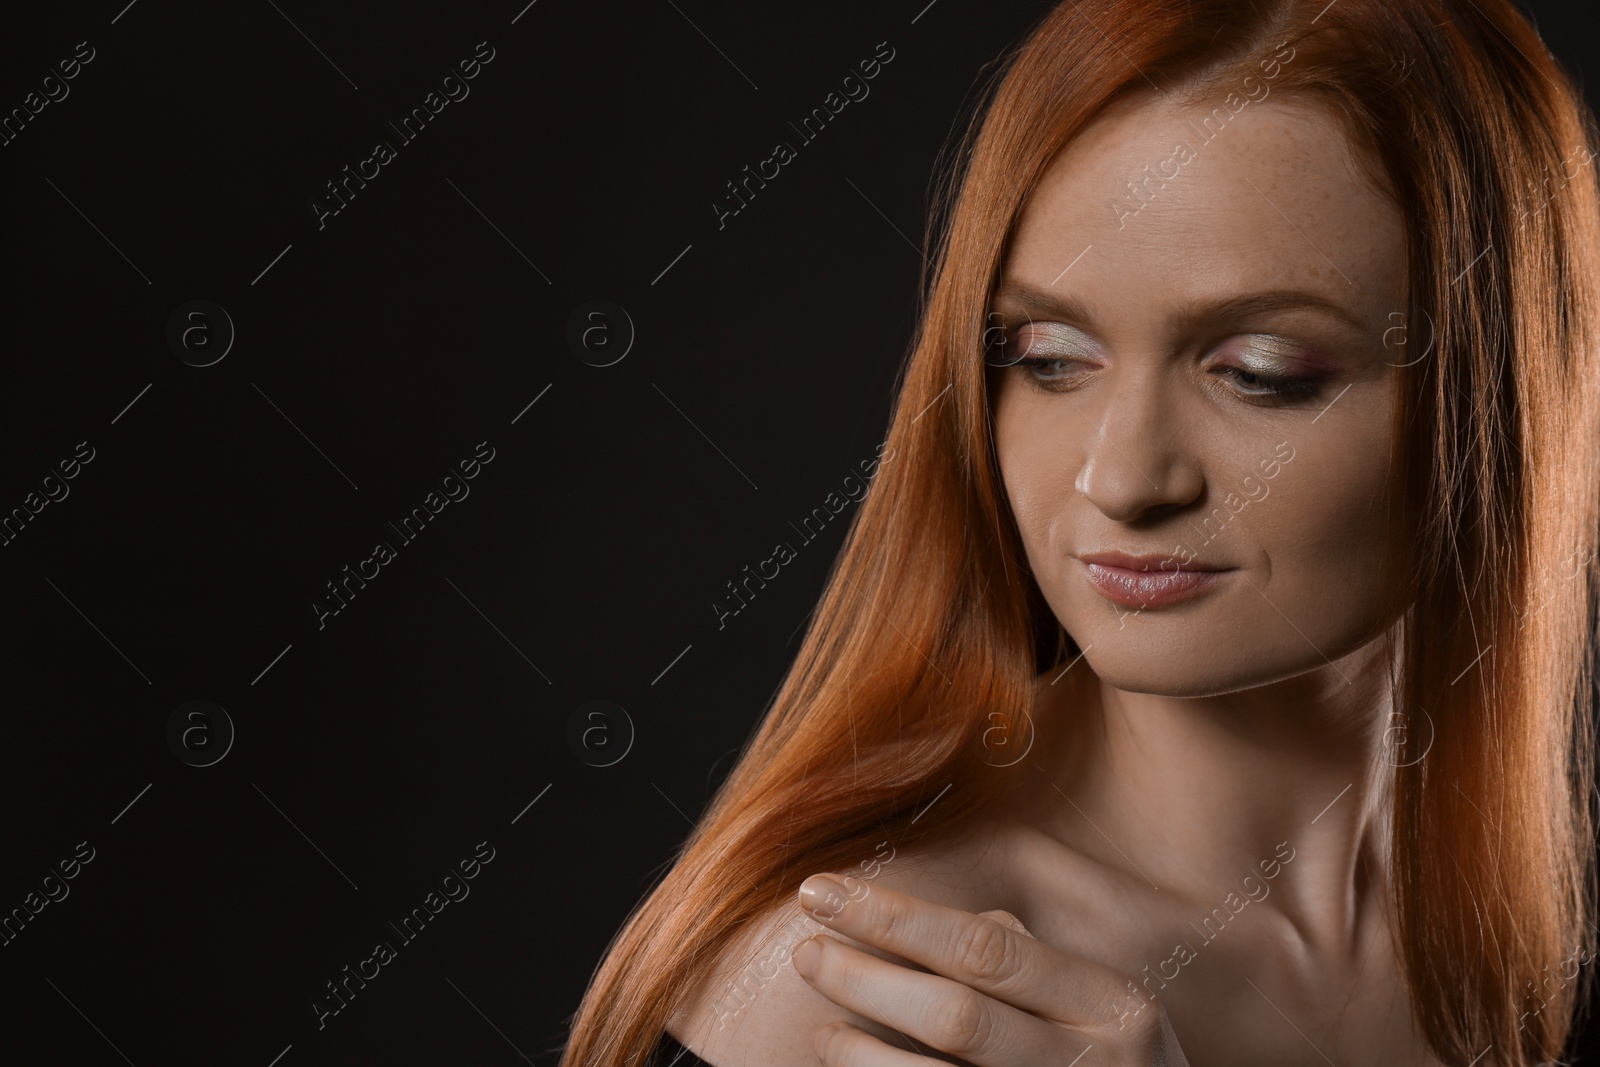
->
xmin=1209 ymin=336 xmax=1328 ymax=403
xmin=1212 ymin=364 xmax=1324 ymax=402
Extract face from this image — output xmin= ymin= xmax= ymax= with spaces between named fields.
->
xmin=990 ymin=91 xmax=1412 ymax=696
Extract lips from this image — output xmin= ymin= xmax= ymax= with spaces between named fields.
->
xmin=1075 ymin=551 xmax=1233 ymax=609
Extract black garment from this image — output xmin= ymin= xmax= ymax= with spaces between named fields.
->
xmin=645 ymin=1031 xmax=718 ymax=1067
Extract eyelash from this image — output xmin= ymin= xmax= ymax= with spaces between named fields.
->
xmin=1211 ymin=365 xmax=1325 ymax=402
xmin=1005 ymin=354 xmax=1325 ymax=404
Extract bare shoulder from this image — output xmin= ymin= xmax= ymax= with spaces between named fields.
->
xmin=664 ymin=832 xmax=1014 ymax=1067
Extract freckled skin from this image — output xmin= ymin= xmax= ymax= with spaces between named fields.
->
xmin=992 ymin=91 xmax=1410 ymax=696
xmin=671 ymin=93 xmax=1444 ymax=1067
xmin=983 ymin=93 xmax=1437 ymax=1064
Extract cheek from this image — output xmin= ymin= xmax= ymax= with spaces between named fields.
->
xmin=1252 ymin=421 xmax=1398 ymax=607
xmin=992 ymin=387 xmax=1082 ymax=554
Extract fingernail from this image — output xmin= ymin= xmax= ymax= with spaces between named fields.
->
xmin=792 ymin=935 xmax=820 ymax=980
xmin=798 ymin=873 xmax=850 ymax=919
xmin=814 ymin=1020 xmax=845 ymax=1058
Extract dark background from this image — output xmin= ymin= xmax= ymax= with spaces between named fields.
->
xmin=0 ymin=1 xmax=1595 ymax=1064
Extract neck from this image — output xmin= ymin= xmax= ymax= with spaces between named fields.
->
xmin=1022 ymin=630 xmax=1400 ymax=958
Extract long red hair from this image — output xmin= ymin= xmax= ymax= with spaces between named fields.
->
xmin=561 ymin=2 xmax=1600 ymax=1063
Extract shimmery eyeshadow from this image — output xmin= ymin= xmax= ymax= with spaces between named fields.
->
xmin=1017 ymin=322 xmax=1098 ymax=356
xmin=1228 ymin=334 xmax=1335 ymax=377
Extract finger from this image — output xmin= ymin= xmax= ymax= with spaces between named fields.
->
xmin=795 ymin=932 xmax=1078 ymax=1067
xmin=978 ymin=909 xmax=1032 ymax=938
xmin=814 ymin=1020 xmax=973 ymax=1067
xmin=798 ymin=875 xmax=1122 ymax=1026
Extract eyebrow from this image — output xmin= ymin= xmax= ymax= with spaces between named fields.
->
xmin=992 ymin=279 xmax=1371 ymax=337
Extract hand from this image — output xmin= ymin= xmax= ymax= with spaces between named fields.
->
xmin=790 ymin=874 xmax=1190 ymax=1067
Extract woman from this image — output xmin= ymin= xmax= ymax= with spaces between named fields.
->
xmin=562 ymin=0 xmax=1600 ymax=1064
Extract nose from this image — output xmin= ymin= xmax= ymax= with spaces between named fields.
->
xmin=1072 ymin=368 xmax=1204 ymax=523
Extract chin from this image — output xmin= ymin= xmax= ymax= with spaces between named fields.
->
xmin=1063 ymin=612 xmax=1392 ymax=698
xmin=1072 ymin=649 xmax=1271 ymax=697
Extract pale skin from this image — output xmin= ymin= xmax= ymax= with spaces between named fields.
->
xmin=666 ymin=88 xmax=1449 ymax=1066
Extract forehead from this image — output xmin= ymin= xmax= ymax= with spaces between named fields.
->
xmin=1001 ymin=93 xmax=1404 ymax=331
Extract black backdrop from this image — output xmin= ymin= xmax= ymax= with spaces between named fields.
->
xmin=1 ymin=2 xmax=1596 ymax=1064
